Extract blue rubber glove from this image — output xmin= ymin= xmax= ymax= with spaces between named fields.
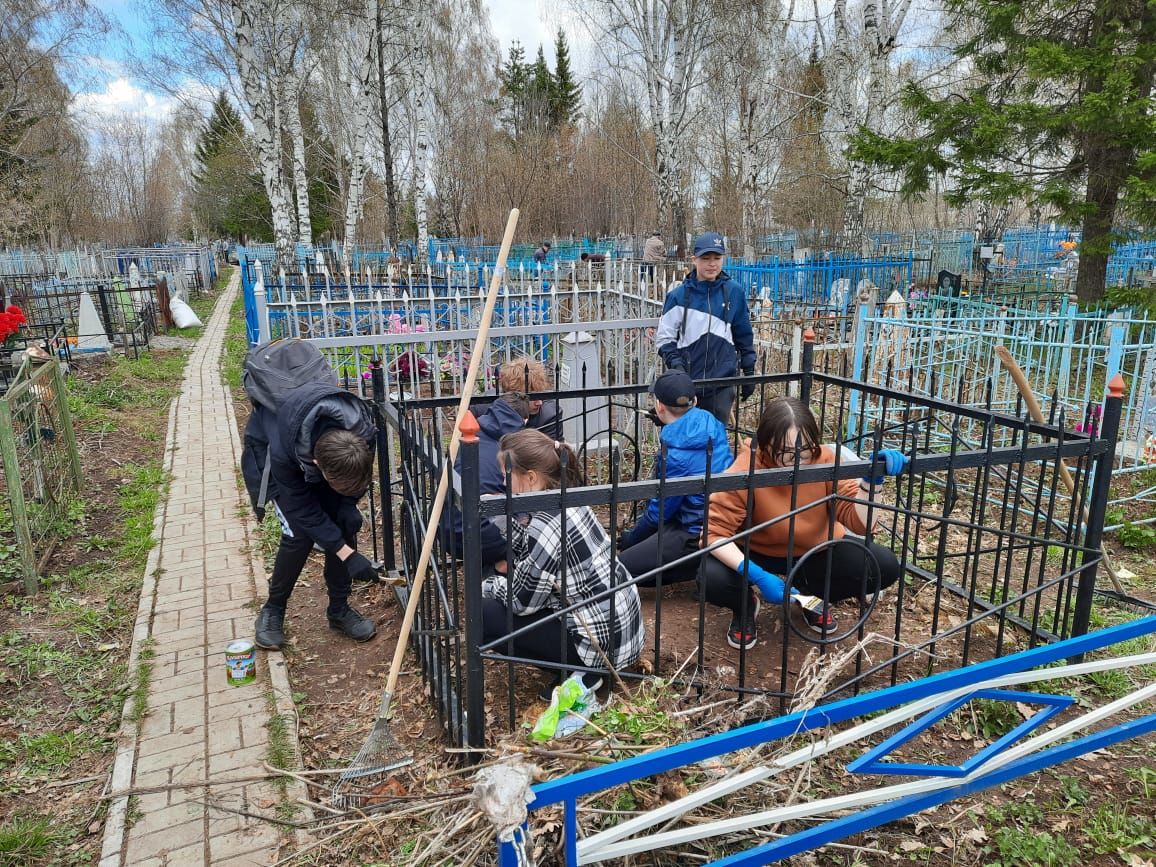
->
xmin=864 ymin=449 xmax=909 ymax=485
xmin=738 ymin=558 xmax=790 ymax=605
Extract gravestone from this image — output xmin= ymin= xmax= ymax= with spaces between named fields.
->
xmin=936 ymin=270 xmax=962 ymax=297
xmin=559 ymin=331 xmax=609 ymax=451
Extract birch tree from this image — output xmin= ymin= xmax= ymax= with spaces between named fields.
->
xmin=230 ymin=0 xmax=297 ymax=264
xmin=818 ymin=0 xmax=914 ymax=248
xmin=409 ymin=8 xmax=431 ymax=262
xmin=577 ymin=0 xmax=715 ymax=255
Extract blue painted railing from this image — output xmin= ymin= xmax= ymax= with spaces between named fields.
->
xmin=497 ymin=616 xmax=1156 ymax=865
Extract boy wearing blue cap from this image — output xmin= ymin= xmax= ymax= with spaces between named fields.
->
xmin=655 ymin=232 xmax=756 ymax=424
xmin=618 ymin=370 xmax=756 ymax=632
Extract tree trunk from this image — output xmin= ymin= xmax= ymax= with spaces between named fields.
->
xmin=285 ymin=74 xmax=312 ymax=246
xmin=231 ymin=0 xmax=295 ymax=268
xmin=411 ymin=14 xmax=430 ymax=263
xmin=375 ymin=1 xmax=399 ymax=247
xmin=1075 ymin=143 xmax=1128 ymax=304
xmin=342 ymin=9 xmax=377 ymax=266
xmin=842 ymin=159 xmax=870 ymax=251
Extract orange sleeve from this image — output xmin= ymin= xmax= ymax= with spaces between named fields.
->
xmin=705 ymin=455 xmax=751 ymax=547
xmin=835 ymin=476 xmax=869 ymax=534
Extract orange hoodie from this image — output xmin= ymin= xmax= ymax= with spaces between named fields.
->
xmin=705 ymin=442 xmax=867 ymax=558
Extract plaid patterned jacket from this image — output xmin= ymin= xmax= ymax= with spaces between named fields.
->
xmin=482 ymin=506 xmax=644 ymax=670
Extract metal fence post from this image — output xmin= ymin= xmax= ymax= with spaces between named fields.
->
xmin=800 ymin=326 xmax=815 ymax=405
xmin=1071 ymin=373 xmax=1126 ymax=641
xmin=459 ymin=411 xmax=487 ymax=755
xmin=370 ymin=361 xmax=396 ymax=571
xmin=848 ymin=299 xmax=871 ymax=440
xmin=0 ymin=396 xmax=37 ymax=593
xmin=254 ymin=260 xmax=270 ymax=344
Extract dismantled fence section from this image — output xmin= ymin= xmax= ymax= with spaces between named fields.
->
xmin=0 ymin=357 xmax=81 ymax=593
xmin=371 ymin=345 xmax=1123 ymax=751
xmin=496 ymin=615 xmax=1156 ymax=866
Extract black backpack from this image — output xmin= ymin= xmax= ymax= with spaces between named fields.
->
xmin=241 ymin=338 xmax=337 ymax=519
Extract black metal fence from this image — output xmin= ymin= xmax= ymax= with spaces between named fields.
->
xmin=371 ymin=342 xmax=1123 ymax=751
xmin=0 ymin=274 xmax=158 ymax=357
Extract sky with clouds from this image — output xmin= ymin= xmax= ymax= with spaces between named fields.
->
xmin=74 ymin=0 xmax=586 ymax=124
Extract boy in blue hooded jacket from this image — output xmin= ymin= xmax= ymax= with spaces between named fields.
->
xmin=655 ymin=232 xmax=756 ymax=424
xmin=618 ymin=371 xmax=755 ymax=628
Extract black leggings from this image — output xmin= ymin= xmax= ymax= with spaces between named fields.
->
xmin=618 ymin=527 xmax=750 ymax=615
xmin=481 ymin=599 xmax=581 ymax=667
xmin=700 ymin=537 xmax=902 ymax=603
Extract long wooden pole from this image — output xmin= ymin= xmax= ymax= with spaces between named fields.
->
xmin=994 ymin=344 xmax=1125 ymax=594
xmin=378 ymin=208 xmax=519 ymax=719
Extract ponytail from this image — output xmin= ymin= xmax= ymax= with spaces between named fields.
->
xmin=497 ymin=429 xmax=586 ymax=490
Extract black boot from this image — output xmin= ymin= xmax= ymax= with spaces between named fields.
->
xmin=255 ymin=605 xmax=286 ymax=650
xmin=327 ymin=605 xmax=376 ymax=642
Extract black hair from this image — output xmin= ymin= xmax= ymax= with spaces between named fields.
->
xmin=755 ymin=396 xmax=822 ymax=465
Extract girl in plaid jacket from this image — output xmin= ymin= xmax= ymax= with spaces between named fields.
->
xmin=481 ymin=429 xmax=644 ymax=684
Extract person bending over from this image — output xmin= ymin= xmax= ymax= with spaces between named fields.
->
xmin=251 ymin=382 xmax=378 ymax=650
xmin=703 ymin=396 xmax=906 ymax=649
xmin=482 ymin=429 xmax=644 ymax=692
xmin=618 ymin=370 xmax=743 ymax=621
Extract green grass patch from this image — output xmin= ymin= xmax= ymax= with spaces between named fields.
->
xmin=130 ymin=638 xmax=156 ymax=724
xmin=0 ymin=730 xmax=104 ymax=776
xmin=0 ymin=814 xmax=72 ymax=866
xmin=221 ymin=288 xmax=249 ymax=392
xmin=118 ymin=462 xmax=167 ymax=567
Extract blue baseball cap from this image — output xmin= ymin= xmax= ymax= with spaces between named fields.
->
xmin=692 ymin=232 xmax=726 ymax=257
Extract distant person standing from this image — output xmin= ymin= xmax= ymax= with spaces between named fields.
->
xmin=655 ymin=231 xmax=756 ymax=424
xmin=641 ymin=231 xmax=665 ymax=280
xmin=533 ymin=242 xmax=552 ymax=264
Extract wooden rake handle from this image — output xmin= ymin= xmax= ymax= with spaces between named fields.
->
xmin=380 ymin=209 xmax=520 ymax=712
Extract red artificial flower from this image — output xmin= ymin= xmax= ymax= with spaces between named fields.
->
xmin=0 ymin=312 xmax=13 ymax=339
xmin=5 ymin=305 xmax=25 ymax=325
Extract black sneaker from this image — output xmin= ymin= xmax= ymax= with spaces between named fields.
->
xmin=727 ymin=594 xmax=761 ymax=650
xmin=255 ymin=605 xmax=285 ymax=650
xmin=328 ymin=606 xmax=377 ymax=641
xmin=797 ymin=597 xmax=839 ymax=635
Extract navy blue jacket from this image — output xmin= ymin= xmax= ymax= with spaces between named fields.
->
xmin=621 ymin=406 xmax=734 ymax=546
xmin=243 ymin=382 xmax=376 ymax=553
xmin=448 ymin=397 xmax=527 ymax=562
xmin=655 ymin=269 xmax=756 ymax=383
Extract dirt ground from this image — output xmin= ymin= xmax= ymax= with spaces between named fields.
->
xmin=0 ymin=352 xmax=187 ymax=865
xmin=224 ymin=380 xmax=1156 ymax=865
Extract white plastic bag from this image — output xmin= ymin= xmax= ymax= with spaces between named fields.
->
xmin=170 ymin=297 xmax=202 ymax=329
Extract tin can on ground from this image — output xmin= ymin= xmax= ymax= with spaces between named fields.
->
xmin=225 ymin=639 xmax=256 ymax=686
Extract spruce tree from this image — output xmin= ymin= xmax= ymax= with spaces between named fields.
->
xmin=527 ymin=45 xmax=554 ymax=132
xmin=192 ymin=91 xmax=270 ymax=240
xmin=193 ymin=92 xmax=243 ymax=185
xmin=499 ymin=42 xmax=528 ymax=137
xmin=853 ymin=0 xmax=1156 ymax=303
xmin=551 ymin=29 xmax=581 ymax=127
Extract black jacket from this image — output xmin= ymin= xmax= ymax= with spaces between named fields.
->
xmin=447 ymin=397 xmax=527 ymax=562
xmin=527 ymin=399 xmax=562 ymax=440
xmin=242 ymin=382 xmax=376 ymax=553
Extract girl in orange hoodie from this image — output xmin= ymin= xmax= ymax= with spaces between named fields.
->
xmin=703 ymin=396 xmax=905 ymax=649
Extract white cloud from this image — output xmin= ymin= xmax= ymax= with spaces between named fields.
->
xmin=486 ymin=0 xmax=555 ymax=58
xmin=72 ymin=75 xmax=176 ymax=121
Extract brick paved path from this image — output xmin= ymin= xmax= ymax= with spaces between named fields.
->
xmin=101 ymin=270 xmax=306 ymax=866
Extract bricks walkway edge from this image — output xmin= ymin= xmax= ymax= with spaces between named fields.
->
xmin=100 ymin=270 xmax=311 ymax=866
